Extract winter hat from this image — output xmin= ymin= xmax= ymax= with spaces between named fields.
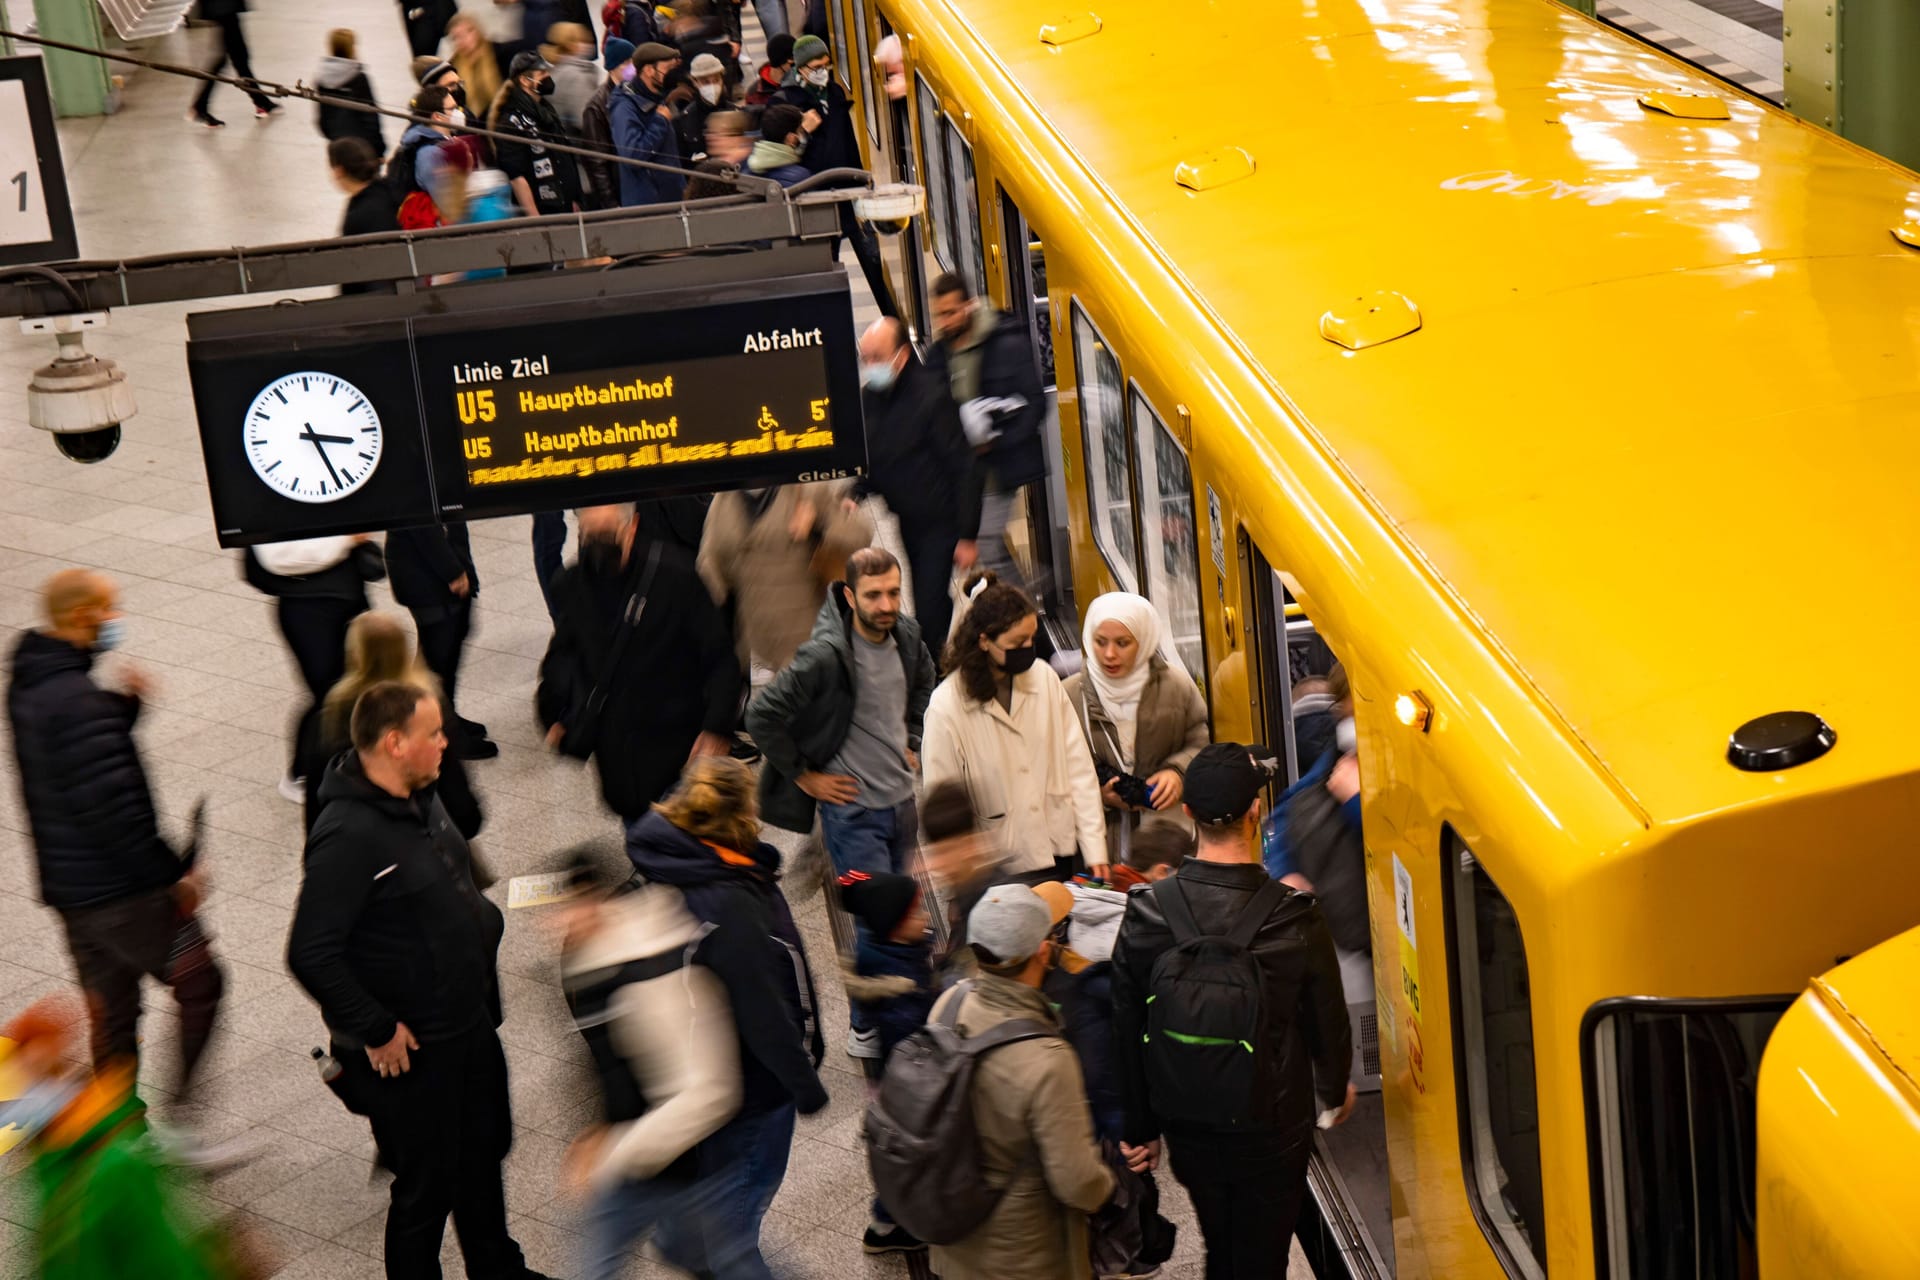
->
xmin=603 ymin=37 xmax=637 ymax=71
xmin=764 ymin=32 xmax=797 ymax=70
xmin=418 ymin=58 xmax=456 ymax=86
xmin=837 ymin=870 xmax=920 ymax=938
xmin=792 ymin=35 xmax=829 ymax=67
xmin=689 ymin=52 xmax=725 ymax=79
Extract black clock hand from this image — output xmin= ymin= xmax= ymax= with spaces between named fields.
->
xmin=299 ymin=425 xmax=345 ymax=489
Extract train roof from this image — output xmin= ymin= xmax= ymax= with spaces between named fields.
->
xmin=954 ymin=0 xmax=1920 ymax=825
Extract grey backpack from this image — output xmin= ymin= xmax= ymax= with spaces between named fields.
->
xmin=864 ymin=980 xmax=1060 ymax=1244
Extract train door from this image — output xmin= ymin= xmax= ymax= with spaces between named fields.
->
xmin=870 ymin=11 xmax=928 ymax=341
xmin=1239 ymin=527 xmax=1393 ymax=1280
xmin=994 ymin=189 xmax=1071 ymax=635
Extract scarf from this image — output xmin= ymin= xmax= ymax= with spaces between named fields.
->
xmin=1081 ymin=592 xmax=1192 ymax=769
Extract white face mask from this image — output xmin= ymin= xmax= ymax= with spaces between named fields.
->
xmin=698 ymin=82 xmax=722 ymax=104
xmin=1335 ymin=716 xmax=1357 ymax=755
xmin=444 ymin=107 xmax=466 ymax=129
xmin=802 ymin=66 xmax=830 ymax=87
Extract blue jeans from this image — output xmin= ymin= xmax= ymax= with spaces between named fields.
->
xmin=820 ymin=798 xmax=919 ymax=1029
xmin=532 ymin=510 xmax=566 ymax=620
xmin=655 ymin=1103 xmax=796 ymax=1265
xmin=584 ymin=1170 xmax=770 ymax=1280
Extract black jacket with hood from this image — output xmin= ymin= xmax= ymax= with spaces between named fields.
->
xmin=624 ymin=812 xmax=828 ymax=1117
xmin=7 ymin=631 xmax=183 ymax=912
xmin=287 ymin=751 xmax=505 ymax=1049
xmin=314 ymin=55 xmax=385 ymax=153
xmin=745 ymin=592 xmax=937 ymax=834
xmin=934 ymin=308 xmax=1050 ymax=492
xmin=854 ymin=352 xmax=981 ymax=539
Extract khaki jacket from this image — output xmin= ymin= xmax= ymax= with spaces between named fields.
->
xmin=1063 ymin=657 xmax=1210 ymax=863
xmin=695 ymin=482 xmax=872 ymax=671
xmin=927 ymin=974 xmax=1115 ymax=1280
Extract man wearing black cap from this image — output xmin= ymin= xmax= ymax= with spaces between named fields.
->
xmin=1111 ymin=742 xmax=1355 ymax=1278
xmin=609 ymin=43 xmax=690 ymax=206
xmin=495 ymin=52 xmax=583 ymax=218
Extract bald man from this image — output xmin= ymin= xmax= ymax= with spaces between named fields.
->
xmin=7 ymin=570 xmax=228 ymax=1151
xmin=853 ymin=317 xmax=980 ymax=648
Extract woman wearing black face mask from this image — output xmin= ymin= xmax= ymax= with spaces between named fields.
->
xmin=923 ymin=573 xmax=1110 ymax=884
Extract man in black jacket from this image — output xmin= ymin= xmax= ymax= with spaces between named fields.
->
xmin=855 ymin=317 xmax=981 ymax=648
xmin=385 ymin=522 xmax=496 ymax=759
xmin=7 ymin=571 xmax=225 ymax=1129
xmin=537 ymin=503 xmax=742 ymax=821
xmin=1112 ymin=743 xmax=1356 ymax=1278
xmin=494 ymin=52 xmax=583 ymax=218
xmin=287 ymin=683 xmax=551 ymax=1280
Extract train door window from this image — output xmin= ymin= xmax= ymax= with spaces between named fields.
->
xmin=1070 ymin=303 xmax=1139 ymax=591
xmin=944 ymin=125 xmax=985 ymax=294
xmin=915 ymin=74 xmax=953 ymax=271
xmin=1239 ymin=531 xmax=1338 ymax=785
xmin=829 ymin=0 xmax=852 ymax=98
xmin=994 ymin=188 xmax=1064 ymax=615
xmin=1585 ymin=998 xmax=1790 ymax=1279
xmin=877 ymin=17 xmax=925 ymax=338
xmin=1447 ymin=835 xmax=1548 ymax=1280
xmin=852 ymin=0 xmax=877 ymax=145
xmin=1129 ymin=388 xmax=1206 ymax=683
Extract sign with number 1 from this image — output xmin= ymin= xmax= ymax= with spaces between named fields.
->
xmin=0 ymin=58 xmax=79 ymax=268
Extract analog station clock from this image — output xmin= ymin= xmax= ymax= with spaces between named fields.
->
xmin=243 ymin=372 xmax=384 ymax=503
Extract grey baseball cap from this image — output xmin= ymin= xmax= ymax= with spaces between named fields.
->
xmin=967 ymin=883 xmax=1053 ymax=963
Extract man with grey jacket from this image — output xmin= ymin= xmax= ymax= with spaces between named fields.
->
xmin=745 ymin=546 xmax=937 ymax=1059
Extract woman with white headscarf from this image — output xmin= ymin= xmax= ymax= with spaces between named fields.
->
xmin=1061 ymin=592 xmax=1210 ymax=869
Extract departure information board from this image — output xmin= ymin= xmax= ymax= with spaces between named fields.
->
xmin=187 ymin=266 xmax=865 ymax=545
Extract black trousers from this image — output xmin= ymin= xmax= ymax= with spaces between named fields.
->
xmin=1171 ymin=1143 xmax=1313 ymax=1280
xmin=411 ymin=596 xmax=473 ymax=723
xmin=278 ymin=593 xmax=366 ymax=775
xmin=192 ymin=12 xmax=274 ymax=114
xmin=838 ymin=204 xmax=900 ymax=320
xmin=401 ymin=0 xmax=459 ymax=57
xmin=897 ymin=517 xmax=956 ymax=657
xmin=344 ymin=1022 xmax=528 ymax=1280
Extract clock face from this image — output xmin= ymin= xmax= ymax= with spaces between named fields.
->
xmin=243 ymin=372 xmax=384 ymax=503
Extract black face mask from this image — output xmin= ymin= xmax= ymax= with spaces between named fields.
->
xmin=449 ymin=83 xmax=468 ymax=109
xmin=999 ymin=642 xmax=1038 ymax=676
xmin=536 ymin=77 xmax=557 ymax=97
xmin=580 ymin=536 xmax=624 ymax=579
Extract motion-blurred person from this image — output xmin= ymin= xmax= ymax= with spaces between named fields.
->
xmin=676 ymin=52 xmax=733 ymax=160
xmin=401 ymin=0 xmax=460 ymax=58
xmin=746 ymin=548 xmax=935 ymax=1056
xmin=558 ymin=856 xmax=763 ymax=1280
xmin=917 ymin=779 xmax=993 ymax=969
xmin=385 ymin=521 xmax=497 ymax=759
xmin=624 ymin=758 xmax=829 ymax=1254
xmin=297 ymin=612 xmax=482 ymax=848
xmin=670 ymin=5 xmax=741 ymax=94
xmin=6 ymin=571 xmax=228 ymax=1160
xmin=314 ymin=28 xmax=385 ymax=153
xmin=186 ymin=0 xmax=278 ymax=128
xmin=610 ymin=43 xmax=689 ymax=205
xmin=388 ymin=83 xmax=465 ymax=227
xmin=491 ymin=52 xmax=584 ymax=217
xmin=744 ymin=31 xmax=794 ymax=108
xmin=444 ymin=13 xmax=504 ymax=121
xmin=873 ymin=33 xmax=905 ymax=100
xmin=577 ymin=38 xmax=635 ymax=211
xmin=744 ymin=103 xmax=812 ymax=186
xmin=1063 ymin=592 xmax=1208 ymax=869
xmin=697 ymin=479 xmax=871 ymax=673
xmin=538 ymin=503 xmax=741 ymax=821
xmin=542 ymin=22 xmax=603 ymax=129
xmin=930 ymin=272 xmax=1050 ymax=590
xmin=704 ymin=108 xmax=751 ymax=167
xmin=923 ymin=576 xmax=1107 ymax=882
xmin=1112 ymin=743 xmax=1356 ymax=1280
xmin=332 ymin=138 xmax=401 ymax=296
xmin=288 ymin=683 xmax=553 ymax=1280
xmin=241 ymin=535 xmax=377 ymax=800
xmin=854 ymin=317 xmax=980 ymax=647
xmin=921 ymin=886 xmax=1113 ymax=1280
xmin=1264 ymin=667 xmax=1367 ymax=952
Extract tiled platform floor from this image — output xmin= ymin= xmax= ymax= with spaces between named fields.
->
xmin=0 ymin=1 xmax=1308 ymax=1276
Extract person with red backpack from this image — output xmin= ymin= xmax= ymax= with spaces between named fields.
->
xmin=1111 ymin=743 xmax=1357 ymax=1279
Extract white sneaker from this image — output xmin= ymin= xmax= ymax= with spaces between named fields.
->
xmin=277 ymin=775 xmax=304 ymax=804
xmin=146 ymin=1123 xmax=264 ymax=1171
xmin=846 ymin=1026 xmax=881 ymax=1060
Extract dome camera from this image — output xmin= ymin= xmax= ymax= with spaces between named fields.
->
xmin=22 ymin=313 xmax=135 ymax=465
xmin=854 ymin=184 xmax=926 ymax=236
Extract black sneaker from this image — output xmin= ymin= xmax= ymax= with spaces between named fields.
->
xmin=862 ymin=1223 xmax=924 ymax=1254
xmin=187 ymin=109 xmax=225 ymax=128
xmin=458 ymin=717 xmax=490 ymax=740
xmin=456 ymin=735 xmax=500 ymax=760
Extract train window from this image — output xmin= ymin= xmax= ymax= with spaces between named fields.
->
xmin=915 ymin=74 xmax=953 ymax=271
xmin=1447 ymin=836 xmax=1548 ymax=1280
xmin=1129 ymin=387 xmax=1206 ymax=683
xmin=945 ymin=125 xmax=985 ymax=294
xmin=829 ymin=0 xmax=852 ymax=98
xmin=1070 ymin=303 xmax=1139 ymax=591
xmin=852 ymin=0 xmax=877 ymax=145
xmin=1585 ymin=999 xmax=1790 ymax=1280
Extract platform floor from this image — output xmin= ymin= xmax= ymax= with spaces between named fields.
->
xmin=1599 ymin=0 xmax=1784 ymax=102
xmin=0 ymin=1 xmax=1313 ymax=1276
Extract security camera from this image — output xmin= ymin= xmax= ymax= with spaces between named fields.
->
xmin=853 ymin=184 xmax=926 ymax=236
xmin=23 ymin=313 xmax=135 ymax=465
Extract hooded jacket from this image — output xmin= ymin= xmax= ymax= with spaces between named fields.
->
xmin=744 ymin=138 xmax=809 ymax=188
xmin=7 ymin=631 xmax=182 ymax=912
xmin=624 ymin=812 xmax=828 ymax=1117
xmin=549 ymin=52 xmax=603 ymax=130
xmin=745 ymin=592 xmax=937 ymax=834
xmin=695 ymin=481 xmax=871 ymax=673
xmin=388 ymin=121 xmax=448 ymax=201
xmin=933 ymin=307 xmax=1049 ymax=492
xmin=314 ymin=55 xmax=385 ymax=152
xmin=286 ymin=752 xmax=505 ymax=1049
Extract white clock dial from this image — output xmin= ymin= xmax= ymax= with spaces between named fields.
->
xmin=244 ymin=372 xmax=383 ymax=503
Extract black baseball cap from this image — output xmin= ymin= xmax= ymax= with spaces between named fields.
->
xmin=508 ymin=50 xmax=552 ymax=79
xmin=1183 ymin=742 xmax=1280 ymax=825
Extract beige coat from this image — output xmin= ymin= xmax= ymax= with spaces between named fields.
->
xmin=927 ymin=975 xmax=1114 ymax=1280
xmin=1063 ymin=657 xmax=1210 ymax=863
xmin=695 ymin=482 xmax=872 ymax=671
xmin=922 ymin=661 xmax=1109 ymax=875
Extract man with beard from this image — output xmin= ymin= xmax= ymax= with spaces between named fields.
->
xmin=538 ymin=504 xmax=740 ymax=822
xmin=491 ymin=51 xmax=582 ymax=218
xmin=745 ymin=547 xmax=938 ymax=1060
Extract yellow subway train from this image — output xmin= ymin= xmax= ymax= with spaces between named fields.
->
xmin=813 ymin=0 xmax=1920 ymax=1274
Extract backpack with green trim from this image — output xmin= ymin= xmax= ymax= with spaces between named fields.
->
xmin=1142 ymin=878 xmax=1287 ymax=1129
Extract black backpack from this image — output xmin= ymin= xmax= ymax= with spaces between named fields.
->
xmin=865 ymin=980 xmax=1060 ymax=1244
xmin=1142 ymin=877 xmax=1288 ymax=1129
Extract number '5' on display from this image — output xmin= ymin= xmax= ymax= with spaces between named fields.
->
xmin=810 ymin=398 xmax=829 ymax=421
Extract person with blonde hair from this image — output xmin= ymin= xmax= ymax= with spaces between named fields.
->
xmin=443 ymin=12 xmax=503 ymax=123
xmin=624 ymin=756 xmax=828 ymax=1262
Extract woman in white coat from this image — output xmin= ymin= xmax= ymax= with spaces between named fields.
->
xmin=923 ymin=576 xmax=1109 ymax=882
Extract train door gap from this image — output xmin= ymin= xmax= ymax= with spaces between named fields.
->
xmin=996 ymin=186 xmax=1075 ymax=649
xmin=1239 ymin=526 xmax=1393 ymax=1280
xmin=876 ymin=13 xmax=926 ymax=344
